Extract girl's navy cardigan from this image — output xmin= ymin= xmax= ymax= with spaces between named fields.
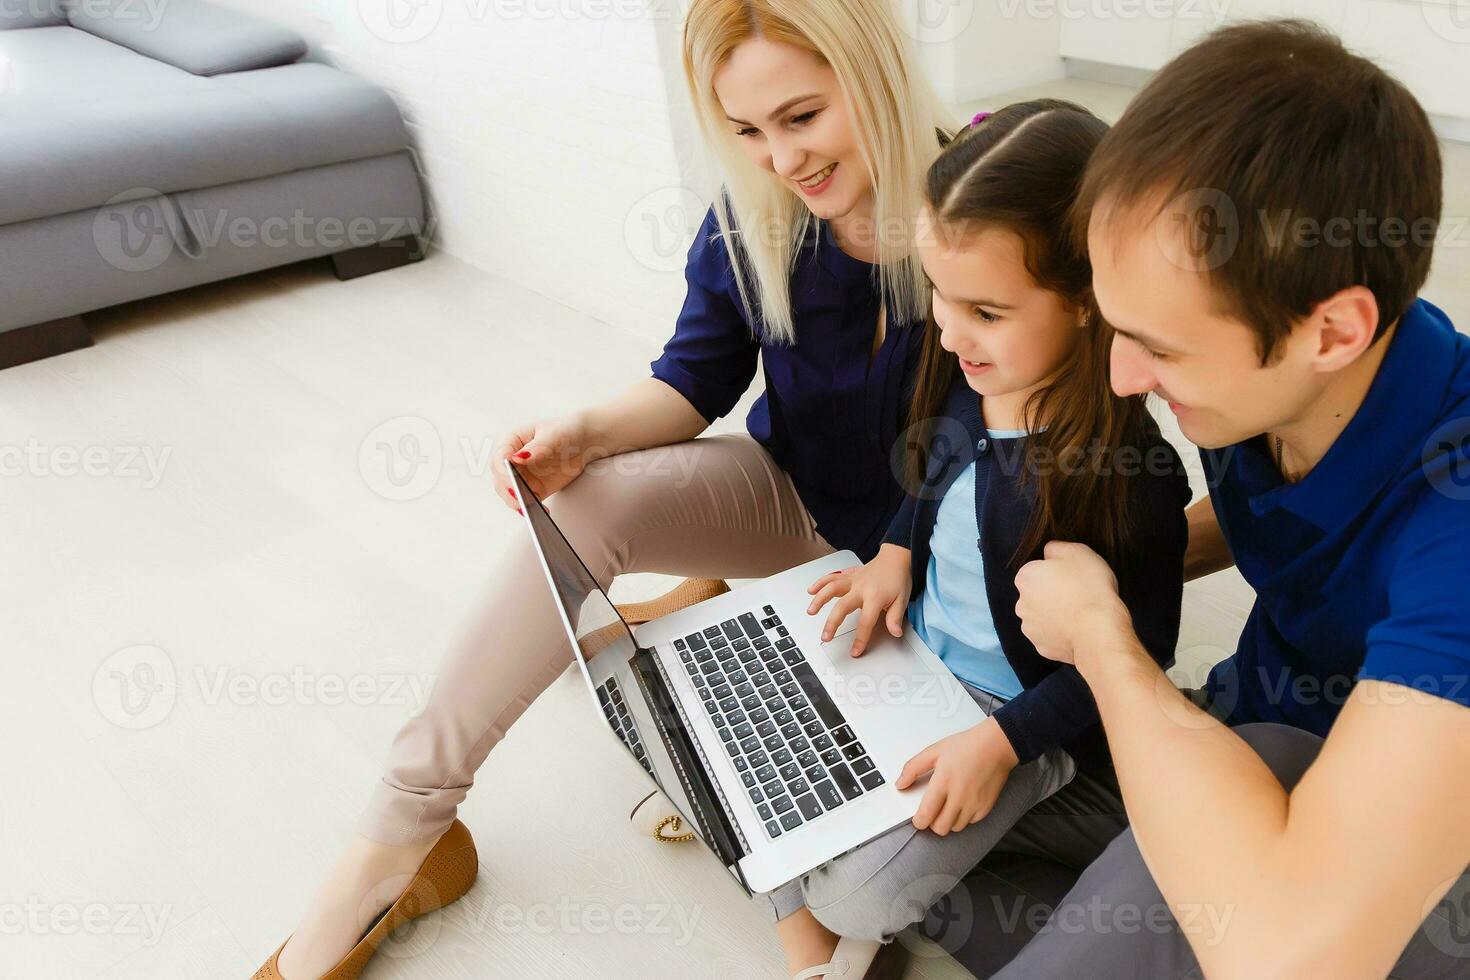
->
xmin=884 ymin=378 xmax=1192 ymax=777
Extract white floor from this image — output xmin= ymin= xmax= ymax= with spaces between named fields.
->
xmin=3 ymin=78 xmax=1467 ymax=979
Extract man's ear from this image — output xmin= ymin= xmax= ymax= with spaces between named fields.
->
xmin=1309 ymin=286 xmax=1381 ymax=372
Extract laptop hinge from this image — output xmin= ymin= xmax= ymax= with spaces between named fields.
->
xmin=630 ymin=645 xmax=753 ymax=893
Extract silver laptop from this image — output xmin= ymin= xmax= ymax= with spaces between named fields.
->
xmin=508 ymin=460 xmax=986 ymax=895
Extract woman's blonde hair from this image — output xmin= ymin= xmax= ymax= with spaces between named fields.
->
xmin=682 ymin=0 xmax=953 ymax=344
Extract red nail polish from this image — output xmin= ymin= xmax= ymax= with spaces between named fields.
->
xmin=508 ymin=487 xmax=517 ymax=499
xmin=514 ymin=451 xmax=531 ymax=459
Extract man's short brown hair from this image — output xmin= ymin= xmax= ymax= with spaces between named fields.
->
xmin=1075 ymin=19 xmax=1442 ymax=363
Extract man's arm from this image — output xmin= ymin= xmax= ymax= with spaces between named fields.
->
xmin=1083 ymin=625 xmax=1470 ymax=976
xmin=1022 ymin=562 xmax=1470 ymax=978
xmin=1184 ymin=494 xmax=1234 ymax=581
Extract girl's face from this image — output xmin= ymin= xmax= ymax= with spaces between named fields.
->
xmin=712 ymin=38 xmax=870 ymax=222
xmin=916 ymin=207 xmax=1081 ymax=401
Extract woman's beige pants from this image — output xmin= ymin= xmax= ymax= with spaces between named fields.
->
xmin=356 ymin=433 xmax=836 ymax=845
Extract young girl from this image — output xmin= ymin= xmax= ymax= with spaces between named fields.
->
xmin=779 ymin=100 xmax=1191 ymax=979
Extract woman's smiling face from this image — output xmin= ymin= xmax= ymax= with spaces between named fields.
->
xmin=916 ymin=206 xmax=1081 ymax=400
xmin=712 ymin=37 xmax=870 ymax=222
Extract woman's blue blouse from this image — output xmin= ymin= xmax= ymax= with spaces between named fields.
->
xmin=649 ymin=205 xmax=925 ymax=560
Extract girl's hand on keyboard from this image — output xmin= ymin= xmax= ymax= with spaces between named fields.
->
xmin=806 ymin=544 xmax=913 ymax=657
xmin=897 ymin=719 xmax=1020 ymax=835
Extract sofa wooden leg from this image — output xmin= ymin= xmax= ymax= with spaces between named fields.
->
xmin=0 ymin=316 xmax=93 ymax=371
xmin=329 ymin=235 xmax=425 ymax=281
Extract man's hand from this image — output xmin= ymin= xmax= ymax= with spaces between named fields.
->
xmin=895 ymin=720 xmax=1020 ymax=835
xmin=1014 ymin=541 xmax=1128 ymax=665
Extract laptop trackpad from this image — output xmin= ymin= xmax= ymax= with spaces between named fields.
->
xmin=822 ymin=608 xmax=862 ymax=640
xmin=817 ymin=623 xmax=912 ymax=677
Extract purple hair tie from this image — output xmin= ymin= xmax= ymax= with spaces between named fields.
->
xmin=970 ymin=111 xmax=992 ymax=127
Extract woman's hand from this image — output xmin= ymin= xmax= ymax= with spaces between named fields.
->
xmin=896 ymin=719 xmax=1020 ymax=836
xmin=490 ymin=412 xmax=595 ymax=514
xmin=806 ymin=544 xmax=913 ymax=657
xmin=491 ymin=379 xmax=710 ymax=516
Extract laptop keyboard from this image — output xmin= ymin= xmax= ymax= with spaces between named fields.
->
xmin=676 ymin=604 xmax=886 ymax=841
xmin=597 ymin=676 xmax=654 ymax=778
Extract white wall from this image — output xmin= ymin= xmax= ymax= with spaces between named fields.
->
xmin=906 ymin=0 xmax=1066 ymax=105
xmin=1056 ymin=0 xmax=1470 ymax=131
xmin=218 ymin=0 xmax=721 ymax=346
xmin=215 ymin=1 xmax=1062 ymax=344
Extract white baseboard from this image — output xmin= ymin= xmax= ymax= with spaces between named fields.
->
xmin=951 ymin=61 xmax=1068 ymax=106
xmin=1063 ymin=58 xmax=1154 ymax=90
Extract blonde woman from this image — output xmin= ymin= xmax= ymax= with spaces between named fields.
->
xmin=255 ymin=2 xmax=953 ymax=977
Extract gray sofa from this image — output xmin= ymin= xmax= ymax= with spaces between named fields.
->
xmin=0 ymin=0 xmax=426 ymax=369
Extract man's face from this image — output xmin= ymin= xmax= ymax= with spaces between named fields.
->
xmin=1090 ymin=198 xmax=1324 ymax=449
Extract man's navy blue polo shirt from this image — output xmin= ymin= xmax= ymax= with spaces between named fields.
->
xmin=1202 ymin=298 xmax=1470 ymax=735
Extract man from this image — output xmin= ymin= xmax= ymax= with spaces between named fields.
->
xmin=1000 ymin=19 xmax=1470 ymax=978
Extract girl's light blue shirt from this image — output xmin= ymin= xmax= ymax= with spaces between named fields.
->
xmin=907 ymin=428 xmax=1030 ymax=700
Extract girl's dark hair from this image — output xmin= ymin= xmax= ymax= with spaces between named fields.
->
xmin=907 ymin=98 xmax=1151 ymax=569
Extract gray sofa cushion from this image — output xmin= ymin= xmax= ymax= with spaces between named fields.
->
xmin=0 ymin=151 xmax=425 ymax=332
xmin=0 ymin=0 xmax=65 ymax=30
xmin=66 ymin=0 xmax=306 ymax=75
xmin=0 ymin=27 xmax=412 ymax=226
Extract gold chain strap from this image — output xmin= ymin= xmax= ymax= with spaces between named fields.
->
xmin=652 ymin=814 xmax=696 ymax=843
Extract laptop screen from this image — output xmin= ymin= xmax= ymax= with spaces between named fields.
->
xmin=509 ymin=466 xmax=641 ymax=687
xmin=506 ymin=463 xmax=751 ymax=891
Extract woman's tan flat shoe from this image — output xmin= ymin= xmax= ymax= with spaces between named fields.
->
xmin=252 ymin=819 xmax=479 ymax=980
xmin=614 ymin=577 xmax=730 ymax=626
